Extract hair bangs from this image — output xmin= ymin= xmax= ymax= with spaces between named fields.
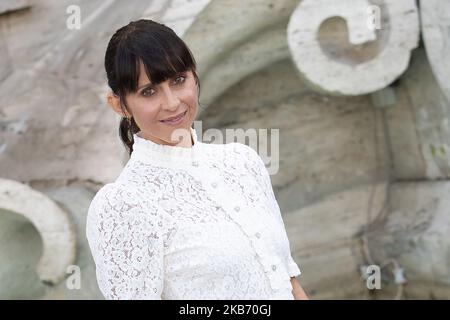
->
xmin=115 ymin=29 xmax=196 ymax=96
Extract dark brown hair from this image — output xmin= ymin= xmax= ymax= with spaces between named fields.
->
xmin=104 ymin=19 xmax=200 ymax=156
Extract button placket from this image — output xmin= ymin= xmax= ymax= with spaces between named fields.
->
xmin=202 ymin=168 xmax=282 ymax=291
xmin=245 ymin=223 xmax=284 ymax=291
xmin=251 ymin=225 xmax=289 ymax=291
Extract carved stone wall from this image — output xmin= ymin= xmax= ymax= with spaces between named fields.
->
xmin=1 ymin=0 xmax=449 ymax=299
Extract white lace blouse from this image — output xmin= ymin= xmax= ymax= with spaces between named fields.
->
xmin=86 ymin=126 xmax=301 ymax=300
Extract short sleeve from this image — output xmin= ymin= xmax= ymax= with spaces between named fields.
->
xmin=237 ymin=143 xmax=302 ymax=278
xmin=86 ymin=183 xmax=165 ymax=299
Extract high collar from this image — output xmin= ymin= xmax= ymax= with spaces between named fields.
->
xmin=131 ymin=127 xmax=202 ymax=162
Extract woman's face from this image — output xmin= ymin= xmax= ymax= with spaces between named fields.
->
xmin=109 ymin=61 xmax=199 ymax=146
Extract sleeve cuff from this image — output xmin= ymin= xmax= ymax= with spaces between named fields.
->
xmin=287 ymin=255 xmax=302 ymax=277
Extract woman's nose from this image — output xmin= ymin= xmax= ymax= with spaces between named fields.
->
xmin=161 ymin=85 xmax=180 ymax=110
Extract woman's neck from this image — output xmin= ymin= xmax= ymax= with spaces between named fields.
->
xmin=137 ymin=127 xmax=194 ymax=148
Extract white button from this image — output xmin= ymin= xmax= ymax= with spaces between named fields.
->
xmin=234 ymin=206 xmax=240 ymax=212
xmin=271 ymin=264 xmax=277 ymax=271
xmin=211 ymin=182 xmax=218 ymax=188
xmin=255 ymin=232 xmax=261 ymax=238
xmin=192 ymin=161 xmax=199 ymax=167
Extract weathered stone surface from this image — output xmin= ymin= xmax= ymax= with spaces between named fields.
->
xmin=147 ymin=0 xmax=211 ymax=37
xmin=0 ymin=182 xmax=105 ymax=299
xmin=37 ymin=185 xmax=105 ymax=299
xmin=200 ymin=59 xmax=309 ymax=129
xmin=0 ymin=70 xmax=124 ymax=183
xmin=198 ymin=24 xmax=290 ymax=109
xmin=0 ymin=29 xmax=12 ymax=83
xmin=0 ymin=0 xmax=154 ymax=184
xmin=287 ymin=0 xmax=420 ymax=95
xmin=0 ymin=0 xmax=29 ymax=15
xmin=184 ymin=0 xmax=299 ymax=109
xmin=420 ymin=0 xmax=450 ymax=105
xmin=0 ymin=209 xmax=45 ymax=299
xmin=283 ymin=182 xmax=387 ymax=299
xmin=385 ymin=48 xmax=450 ymax=180
xmin=0 ymin=179 xmax=76 ymax=285
xmin=1 ymin=0 xmax=450 ymax=300
xmin=366 ymin=181 xmax=450 ymax=299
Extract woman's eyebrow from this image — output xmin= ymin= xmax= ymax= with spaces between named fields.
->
xmin=138 ymin=73 xmax=183 ymax=90
xmin=137 ymin=82 xmax=152 ymax=90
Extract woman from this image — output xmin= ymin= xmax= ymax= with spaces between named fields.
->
xmin=86 ymin=19 xmax=308 ymax=300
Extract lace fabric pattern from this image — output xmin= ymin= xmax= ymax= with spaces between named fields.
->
xmin=86 ymin=128 xmax=301 ymax=300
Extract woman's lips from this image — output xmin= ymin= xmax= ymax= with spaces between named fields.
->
xmin=160 ymin=110 xmax=187 ymax=125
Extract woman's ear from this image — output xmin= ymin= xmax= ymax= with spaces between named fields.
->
xmin=106 ymin=91 xmax=131 ymax=118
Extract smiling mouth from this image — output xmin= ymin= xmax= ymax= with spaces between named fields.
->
xmin=160 ymin=110 xmax=187 ymax=123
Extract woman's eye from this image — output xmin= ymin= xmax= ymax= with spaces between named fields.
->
xmin=142 ymin=87 xmax=155 ymax=97
xmin=173 ymin=75 xmax=186 ymax=85
xmin=141 ymin=75 xmax=185 ymax=97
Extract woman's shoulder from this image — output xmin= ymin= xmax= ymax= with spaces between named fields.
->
xmin=85 ymin=182 xmax=166 ymax=241
xmin=86 ymin=182 xmax=143 ymax=222
xmin=199 ymin=141 xmax=266 ymax=174
xmin=203 ymin=139 xmax=259 ymax=157
xmin=228 ymin=141 xmax=257 ymax=155
xmin=226 ymin=142 xmax=265 ymax=167
xmin=90 ymin=181 xmax=137 ymax=203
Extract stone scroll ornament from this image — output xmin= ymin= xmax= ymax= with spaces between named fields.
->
xmin=0 ymin=179 xmax=76 ymax=285
xmin=287 ymin=0 xmax=420 ymax=95
xmin=420 ymin=0 xmax=450 ymax=105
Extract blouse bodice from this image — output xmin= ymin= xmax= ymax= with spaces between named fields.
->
xmin=86 ymin=126 xmax=301 ymax=299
